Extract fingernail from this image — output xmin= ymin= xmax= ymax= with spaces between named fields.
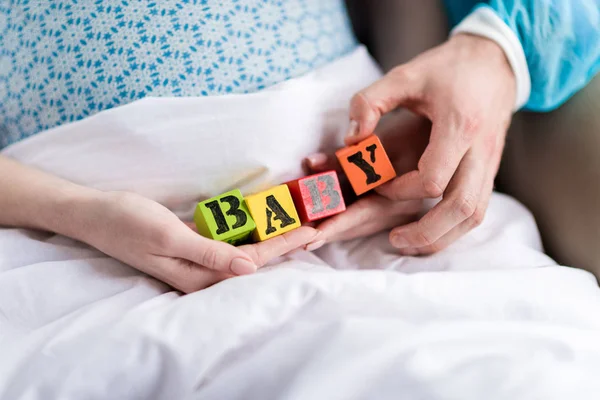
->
xmin=305 ymin=240 xmax=325 ymax=252
xmin=400 ymin=248 xmax=419 ymax=256
xmin=391 ymin=235 xmax=410 ymax=249
xmin=346 ymin=120 xmax=359 ymax=137
xmin=230 ymin=258 xmax=257 ymax=275
xmin=305 ymin=153 xmax=327 ymax=166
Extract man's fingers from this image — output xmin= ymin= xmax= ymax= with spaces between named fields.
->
xmin=376 ymin=116 xmax=477 ymax=201
xmin=239 ymin=226 xmax=320 ymax=267
xmin=304 ymin=152 xmax=342 ymax=174
xmin=172 ymin=230 xmax=258 ymax=276
xmin=375 ymin=170 xmax=427 ymax=201
xmin=391 ymin=129 xmax=503 ymax=256
xmin=399 ymin=166 xmax=496 ymax=256
xmin=417 ymin=117 xmax=479 ymax=195
xmin=388 ymin=145 xmax=487 ymax=249
xmin=321 ymin=207 xmax=419 ymax=243
xmin=346 ymin=66 xmax=423 ymax=146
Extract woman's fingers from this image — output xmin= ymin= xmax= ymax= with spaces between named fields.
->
xmin=148 ymin=256 xmax=232 ymax=294
xmin=239 ymin=226 xmax=320 ymax=267
xmin=171 ymin=228 xmax=258 ymax=276
xmin=159 ymin=226 xmax=318 ymax=293
xmin=173 ymin=217 xmax=317 ymax=277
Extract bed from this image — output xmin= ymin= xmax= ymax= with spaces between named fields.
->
xmin=2 ymin=2 xmax=600 ymax=398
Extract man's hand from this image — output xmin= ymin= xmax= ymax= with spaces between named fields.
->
xmin=345 ymin=34 xmax=515 ymax=255
xmin=304 ymin=111 xmax=428 ymax=250
xmin=308 ymin=34 xmax=516 ymax=254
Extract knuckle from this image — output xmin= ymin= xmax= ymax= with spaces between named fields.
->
xmin=350 ymin=92 xmax=365 ymax=108
xmin=418 ymin=164 xmax=446 ymax=198
xmin=482 ymin=132 xmax=500 ymax=155
xmin=416 ymin=226 xmax=435 ymax=247
xmin=389 ymin=65 xmax=417 ymax=85
xmin=471 ymin=208 xmax=486 ymax=227
xmin=350 ymin=92 xmax=374 ymax=114
xmin=277 ymin=233 xmax=291 ymax=249
xmin=351 ymin=91 xmax=385 ymax=121
xmin=428 ymin=240 xmax=448 ymax=254
xmin=453 ymin=193 xmax=478 ymax=219
xmin=240 ymin=243 xmax=267 ymax=267
xmin=421 ymin=175 xmax=445 ymax=198
xmin=457 ymin=112 xmax=482 ymax=140
xmin=379 ymin=182 xmax=404 ymax=202
xmin=200 ymin=247 xmax=219 ymax=269
xmin=423 ymin=242 xmax=443 ymax=255
xmin=250 ymin=245 xmax=267 ymax=267
xmin=240 ymin=245 xmax=257 ymax=265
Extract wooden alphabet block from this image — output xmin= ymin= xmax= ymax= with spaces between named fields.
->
xmin=285 ymin=170 xmax=346 ymax=223
xmin=194 ymin=189 xmax=257 ymax=245
xmin=244 ymin=184 xmax=301 ymax=242
xmin=335 ymin=135 xmax=396 ymax=195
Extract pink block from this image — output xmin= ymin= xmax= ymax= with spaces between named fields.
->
xmin=285 ymin=170 xmax=346 ymax=223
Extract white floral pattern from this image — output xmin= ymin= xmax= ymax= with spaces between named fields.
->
xmin=0 ymin=0 xmax=357 ymax=148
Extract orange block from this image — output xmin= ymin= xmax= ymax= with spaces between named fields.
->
xmin=335 ymin=135 xmax=396 ymax=195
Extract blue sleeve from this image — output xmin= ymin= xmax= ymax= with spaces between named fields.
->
xmin=444 ymin=0 xmax=600 ymax=111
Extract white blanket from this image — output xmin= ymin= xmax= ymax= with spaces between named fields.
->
xmin=2 ymin=47 xmax=600 ymax=400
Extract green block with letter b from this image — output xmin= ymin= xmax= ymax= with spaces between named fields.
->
xmin=194 ymin=189 xmax=256 ymax=245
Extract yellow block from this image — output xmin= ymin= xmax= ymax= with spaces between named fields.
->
xmin=244 ymin=184 xmax=301 ymax=242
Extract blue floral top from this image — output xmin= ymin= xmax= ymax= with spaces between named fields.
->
xmin=0 ymin=0 xmax=357 ymax=148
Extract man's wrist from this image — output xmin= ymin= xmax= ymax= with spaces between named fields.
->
xmin=450 ymin=6 xmax=531 ymax=110
xmin=452 ymin=32 xmax=516 ymax=92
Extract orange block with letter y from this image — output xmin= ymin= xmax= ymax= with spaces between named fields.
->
xmin=335 ymin=135 xmax=396 ymax=195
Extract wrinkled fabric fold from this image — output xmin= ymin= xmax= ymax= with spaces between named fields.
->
xmin=2 ymin=47 xmax=597 ymax=400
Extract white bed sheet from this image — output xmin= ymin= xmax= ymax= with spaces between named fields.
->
xmin=1 ymin=46 xmax=600 ymax=400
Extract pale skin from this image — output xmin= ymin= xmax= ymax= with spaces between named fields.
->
xmin=0 ymin=34 xmax=515 ymax=292
xmin=306 ymin=33 xmax=516 ymax=255
xmin=0 ymin=155 xmax=320 ymax=293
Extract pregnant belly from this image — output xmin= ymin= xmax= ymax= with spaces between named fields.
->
xmin=0 ymin=0 xmax=357 ymax=148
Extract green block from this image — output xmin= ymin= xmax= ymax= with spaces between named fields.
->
xmin=224 ymin=231 xmax=252 ymax=246
xmin=194 ymin=189 xmax=256 ymax=245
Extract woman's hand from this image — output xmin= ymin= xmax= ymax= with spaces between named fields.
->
xmin=0 ymin=156 xmax=317 ymax=292
xmin=69 ymin=191 xmax=319 ymax=293
xmin=332 ymin=33 xmax=516 ymax=255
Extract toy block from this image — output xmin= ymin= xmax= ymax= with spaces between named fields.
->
xmin=335 ymin=135 xmax=396 ymax=196
xmin=194 ymin=189 xmax=256 ymax=246
xmin=285 ymin=170 xmax=346 ymax=223
xmin=244 ymin=184 xmax=301 ymax=242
